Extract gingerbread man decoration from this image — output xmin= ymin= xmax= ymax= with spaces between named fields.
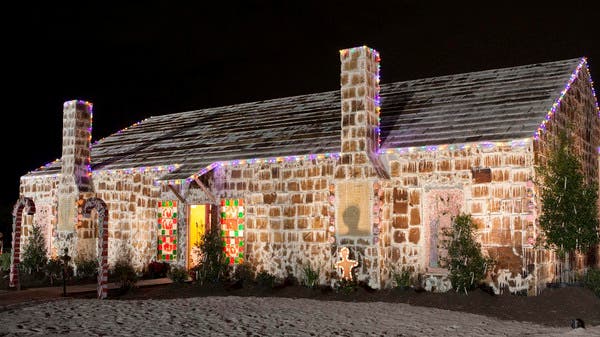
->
xmin=335 ymin=247 xmax=358 ymax=280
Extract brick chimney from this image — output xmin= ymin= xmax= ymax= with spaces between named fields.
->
xmin=336 ymin=46 xmax=385 ymax=289
xmin=57 ymin=100 xmax=93 ymax=239
xmin=338 ymin=45 xmax=383 ymax=178
xmin=60 ymin=100 xmax=93 ymax=191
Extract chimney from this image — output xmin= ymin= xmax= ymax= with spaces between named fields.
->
xmin=339 ymin=46 xmax=381 ymax=176
xmin=61 ymin=100 xmax=93 ymax=189
xmin=57 ymin=100 xmax=93 ymax=233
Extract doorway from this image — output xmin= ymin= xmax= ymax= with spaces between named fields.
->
xmin=188 ymin=204 xmax=211 ymax=269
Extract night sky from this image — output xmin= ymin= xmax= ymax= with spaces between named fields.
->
xmin=2 ymin=1 xmax=599 ymax=239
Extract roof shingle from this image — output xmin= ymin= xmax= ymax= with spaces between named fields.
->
xmin=26 ymin=58 xmax=583 ymax=180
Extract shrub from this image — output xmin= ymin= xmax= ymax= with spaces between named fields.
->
xmin=111 ymin=259 xmax=138 ymax=292
xmin=335 ymin=278 xmax=358 ymax=295
xmin=229 ymin=261 xmax=255 ymax=286
xmin=442 ymin=214 xmax=495 ymax=294
xmin=256 ymin=270 xmax=277 ymax=288
xmin=583 ymin=268 xmax=600 ymax=297
xmin=0 ymin=252 xmax=10 ymax=272
xmin=391 ymin=267 xmax=412 ymax=289
xmin=75 ymin=258 xmax=99 ymax=280
xmin=301 ymin=264 xmax=320 ymax=288
xmin=45 ymin=257 xmax=62 ymax=286
xmin=167 ymin=265 xmax=189 ymax=284
xmin=147 ymin=261 xmax=170 ymax=278
xmin=20 ymin=224 xmax=48 ymax=276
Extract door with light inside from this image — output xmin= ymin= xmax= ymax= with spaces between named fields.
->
xmin=188 ymin=204 xmax=211 ymax=270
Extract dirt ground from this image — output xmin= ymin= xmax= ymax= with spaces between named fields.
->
xmin=72 ymin=281 xmax=600 ymax=329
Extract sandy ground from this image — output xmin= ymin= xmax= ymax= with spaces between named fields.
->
xmin=0 ymin=296 xmax=596 ymax=337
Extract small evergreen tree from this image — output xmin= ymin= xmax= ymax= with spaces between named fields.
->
xmin=442 ymin=214 xmax=494 ymax=294
xmin=20 ymin=223 xmax=48 ymax=275
xmin=193 ymin=226 xmax=228 ymax=285
xmin=536 ymin=131 xmax=599 ymax=260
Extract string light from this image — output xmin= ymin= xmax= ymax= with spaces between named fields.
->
xmin=534 ymin=58 xmax=588 ymax=140
xmin=583 ymin=59 xmax=600 ymax=155
xmin=374 ymin=48 xmax=382 ymax=151
xmin=92 ymin=117 xmax=153 ymax=146
xmin=96 ymin=164 xmax=180 ymax=175
xmin=380 ymin=138 xmax=531 ymax=155
xmin=340 ymin=46 xmax=382 ymax=152
xmin=24 ymin=164 xmax=180 ymax=181
xmin=583 ymin=59 xmax=600 ymax=118
xmin=158 ymin=152 xmax=341 ymax=185
xmin=86 ymin=101 xmax=93 ymax=177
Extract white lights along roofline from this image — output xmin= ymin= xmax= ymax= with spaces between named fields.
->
xmin=157 ymin=152 xmax=342 ymax=186
xmin=157 ymin=137 xmax=534 ymax=186
xmin=379 ymin=138 xmax=532 ymax=155
xmin=23 ymin=164 xmax=181 ymax=180
xmin=95 ymin=164 xmax=181 ymax=175
xmin=92 ymin=118 xmax=152 ymax=146
xmin=534 ymin=57 xmax=600 ymax=140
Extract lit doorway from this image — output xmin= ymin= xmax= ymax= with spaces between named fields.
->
xmin=188 ymin=204 xmax=211 ymax=270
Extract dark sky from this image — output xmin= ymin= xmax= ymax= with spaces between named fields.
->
xmin=3 ymin=1 xmax=599 ymax=215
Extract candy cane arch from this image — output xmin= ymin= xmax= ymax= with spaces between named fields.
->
xmin=82 ymin=197 xmax=109 ymax=299
xmin=9 ymin=197 xmax=36 ymax=289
